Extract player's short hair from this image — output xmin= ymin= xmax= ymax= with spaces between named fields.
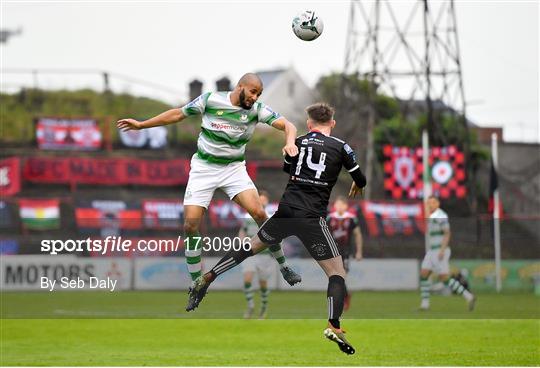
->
xmin=335 ymin=195 xmax=348 ymax=204
xmin=306 ymin=103 xmax=335 ymax=124
xmin=259 ymin=190 xmax=270 ymax=199
xmin=428 ymin=195 xmax=439 ymax=201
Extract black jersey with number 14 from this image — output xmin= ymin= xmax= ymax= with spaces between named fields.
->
xmin=280 ymin=131 xmax=365 ymax=217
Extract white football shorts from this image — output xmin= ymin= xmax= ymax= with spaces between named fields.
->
xmin=183 ymin=154 xmax=256 ymax=208
xmin=241 ymin=253 xmax=273 ymax=281
xmin=421 ymin=247 xmax=451 ymax=275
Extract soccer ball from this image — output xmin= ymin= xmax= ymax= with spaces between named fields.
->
xmin=292 ymin=10 xmax=324 ymax=41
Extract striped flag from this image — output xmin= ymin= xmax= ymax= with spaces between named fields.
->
xmin=19 ymin=199 xmax=60 ymax=230
xmin=488 ymin=157 xmax=503 ymax=217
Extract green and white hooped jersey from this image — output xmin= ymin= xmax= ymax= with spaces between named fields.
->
xmin=181 ymin=92 xmax=281 ymax=164
xmin=427 ymin=208 xmax=450 ymax=250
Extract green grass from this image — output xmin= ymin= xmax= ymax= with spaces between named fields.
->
xmin=1 ymin=291 xmax=538 ymax=319
xmin=1 ymin=291 xmax=539 ymax=366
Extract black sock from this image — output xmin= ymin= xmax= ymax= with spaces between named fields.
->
xmin=209 ymin=248 xmax=254 ymax=280
xmin=327 ymin=275 xmax=346 ymax=329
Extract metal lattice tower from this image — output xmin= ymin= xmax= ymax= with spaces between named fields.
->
xmin=343 ymin=0 xmax=468 ymax=198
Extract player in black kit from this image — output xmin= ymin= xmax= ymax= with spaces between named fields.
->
xmin=187 ymin=103 xmax=367 ymax=355
xmin=327 ymin=196 xmax=363 ymax=311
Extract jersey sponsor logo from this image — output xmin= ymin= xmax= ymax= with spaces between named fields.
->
xmin=302 ymin=137 xmax=326 ymax=146
xmin=290 ymin=176 xmax=328 ymax=186
xmin=210 ymin=122 xmax=246 ymax=132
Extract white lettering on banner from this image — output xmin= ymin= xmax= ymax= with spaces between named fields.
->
xmin=0 ymin=255 xmax=131 ymax=291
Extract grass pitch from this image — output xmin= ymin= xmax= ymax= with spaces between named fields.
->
xmin=1 ymin=291 xmax=539 ymax=366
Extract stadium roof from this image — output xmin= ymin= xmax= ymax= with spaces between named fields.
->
xmin=257 ymin=68 xmax=287 ymax=89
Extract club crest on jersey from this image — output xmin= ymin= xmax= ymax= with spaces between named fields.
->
xmin=217 ymin=110 xmax=224 ymax=116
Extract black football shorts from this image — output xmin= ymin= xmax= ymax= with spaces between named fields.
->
xmin=257 ymin=204 xmax=341 ymax=261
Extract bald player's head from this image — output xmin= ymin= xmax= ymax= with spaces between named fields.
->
xmin=237 ymin=73 xmax=263 ymax=88
xmin=235 ymin=73 xmax=263 ymax=109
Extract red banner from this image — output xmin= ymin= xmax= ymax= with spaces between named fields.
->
xmin=383 ymin=145 xmax=467 ymax=199
xmin=208 ymin=200 xmax=247 ymax=229
xmin=36 ymin=117 xmax=102 ymax=150
xmin=0 ymin=158 xmax=20 ymax=196
xmin=75 ymin=208 xmax=143 ymax=230
xmin=23 ymin=157 xmax=190 ymax=186
xmin=360 ymin=200 xmax=425 ymax=237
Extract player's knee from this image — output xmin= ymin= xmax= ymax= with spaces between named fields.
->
xmin=183 ymin=219 xmax=200 ymax=234
xmin=332 ymin=268 xmax=347 ymax=279
xmin=328 ymin=261 xmax=347 ymax=278
xmin=420 ymin=269 xmax=431 ymax=278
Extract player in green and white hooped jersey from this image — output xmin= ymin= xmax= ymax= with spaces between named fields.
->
xmin=117 ymin=73 xmax=301 ymax=290
xmin=239 ymin=190 xmax=274 ymax=319
xmin=419 ymin=196 xmax=476 ymax=311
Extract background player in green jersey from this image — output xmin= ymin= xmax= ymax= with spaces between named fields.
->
xmin=239 ymin=190 xmax=274 ymax=319
xmin=420 ymin=195 xmax=476 ymax=310
xmin=117 ymin=73 xmax=301 ymax=295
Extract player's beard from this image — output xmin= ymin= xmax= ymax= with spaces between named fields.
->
xmin=239 ymin=89 xmax=253 ymax=109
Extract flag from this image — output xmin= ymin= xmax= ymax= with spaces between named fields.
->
xmin=488 ymin=157 xmax=503 ymax=216
xmin=36 ymin=118 xmax=102 ymax=150
xmin=359 ymin=200 xmax=424 ymax=237
xmin=143 ymin=199 xmax=184 ymax=229
xmin=0 ymin=157 xmax=21 ymax=196
xmin=119 ymin=126 xmax=167 ymax=149
xmin=19 ymin=199 xmax=60 ymax=230
xmin=75 ymin=200 xmax=142 ymax=231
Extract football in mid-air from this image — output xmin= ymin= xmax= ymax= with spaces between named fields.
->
xmin=292 ymin=10 xmax=324 ymax=41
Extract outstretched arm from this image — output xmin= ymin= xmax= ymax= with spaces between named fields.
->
xmin=341 ymin=143 xmax=366 ymax=198
xmin=117 ymin=108 xmax=186 ymax=131
xmin=272 ymin=118 xmax=299 ymax=157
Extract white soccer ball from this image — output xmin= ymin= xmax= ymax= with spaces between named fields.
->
xmin=292 ymin=10 xmax=324 ymax=41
